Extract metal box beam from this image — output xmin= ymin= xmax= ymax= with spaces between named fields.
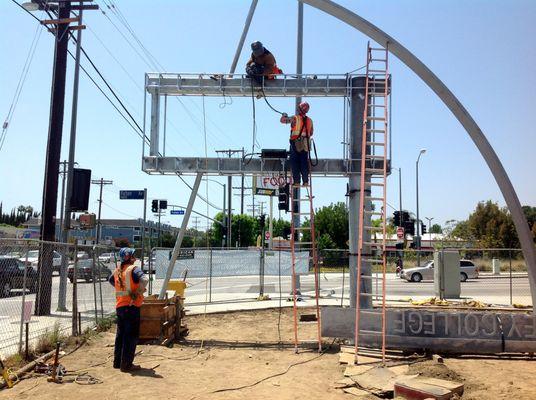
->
xmin=142 ymin=156 xmax=390 ymax=177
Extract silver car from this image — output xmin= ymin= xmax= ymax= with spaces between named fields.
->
xmin=400 ymin=259 xmax=478 ymax=283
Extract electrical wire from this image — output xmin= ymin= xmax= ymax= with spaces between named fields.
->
xmin=176 ymin=174 xmax=223 ymax=211
xmin=1 ymin=19 xmax=42 ymax=152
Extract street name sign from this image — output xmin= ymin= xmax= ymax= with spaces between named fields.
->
xmin=119 ymin=190 xmax=145 ymax=200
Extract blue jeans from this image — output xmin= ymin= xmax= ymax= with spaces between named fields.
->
xmin=114 ymin=305 xmax=140 ymax=369
xmin=289 ymin=141 xmax=309 ymax=185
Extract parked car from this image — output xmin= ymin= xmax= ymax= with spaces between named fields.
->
xmin=0 ymin=257 xmax=38 ymax=297
xmin=400 ymin=259 xmax=478 ymax=283
xmin=68 ymin=260 xmax=112 ymax=283
xmin=20 ymin=250 xmax=63 ymax=273
xmin=98 ymin=252 xmax=116 ymax=263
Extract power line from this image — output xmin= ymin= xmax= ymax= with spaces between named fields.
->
xmin=1 ymin=21 xmax=42 ymax=152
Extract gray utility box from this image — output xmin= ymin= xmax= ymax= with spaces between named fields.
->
xmin=434 ymin=250 xmax=460 ymax=299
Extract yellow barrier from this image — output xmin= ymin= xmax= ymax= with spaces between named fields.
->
xmin=167 ymin=280 xmax=186 ymax=297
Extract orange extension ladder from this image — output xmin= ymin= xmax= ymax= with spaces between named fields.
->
xmin=354 ymin=42 xmax=390 ymax=364
xmin=289 ymin=175 xmax=322 ymax=354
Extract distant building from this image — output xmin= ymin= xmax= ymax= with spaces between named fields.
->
xmin=23 ymin=218 xmax=179 ymax=245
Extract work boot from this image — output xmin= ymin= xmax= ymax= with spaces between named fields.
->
xmin=120 ymin=364 xmax=142 ymax=373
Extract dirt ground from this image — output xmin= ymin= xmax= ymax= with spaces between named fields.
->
xmin=2 ymin=308 xmax=536 ymax=399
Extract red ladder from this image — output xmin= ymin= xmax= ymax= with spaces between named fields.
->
xmin=354 ymin=42 xmax=390 ymax=364
xmin=289 ymin=177 xmax=322 ymax=353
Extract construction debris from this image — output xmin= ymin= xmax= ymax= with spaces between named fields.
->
xmin=394 ymin=376 xmax=464 ymax=400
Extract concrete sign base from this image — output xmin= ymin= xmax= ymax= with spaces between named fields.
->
xmin=322 ymin=307 xmax=536 ymax=354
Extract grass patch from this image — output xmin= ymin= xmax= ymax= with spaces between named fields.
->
xmin=34 ymin=322 xmax=65 ymax=354
xmin=96 ymin=315 xmax=116 ymax=333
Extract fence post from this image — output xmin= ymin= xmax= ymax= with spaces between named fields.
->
xmin=341 ymin=250 xmax=346 ymax=307
xmin=509 ymin=249 xmax=513 ymax=305
xmin=209 ymin=248 xmax=213 ymax=303
xmin=148 ymin=247 xmax=153 ymax=295
xmin=92 ymin=247 xmax=98 ymax=324
xmin=72 ymin=244 xmax=78 ymax=336
xmin=259 ymin=247 xmax=265 ymax=297
xmin=18 ymin=242 xmax=30 ymax=354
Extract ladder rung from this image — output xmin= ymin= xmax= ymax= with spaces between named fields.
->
xmin=368 ymin=117 xmax=386 ymax=121
xmin=297 ymin=241 xmax=313 ymax=245
xmin=370 ymin=58 xmax=387 ymax=62
xmin=364 ymin=226 xmax=383 ymax=231
xmin=359 ymin=274 xmax=384 ymax=279
xmin=364 ymin=260 xmax=385 ymax=265
xmin=365 ymin=168 xmax=385 ymax=174
xmin=365 ymin=196 xmax=384 ymax=201
xmin=368 ymin=69 xmax=386 ymax=73
xmin=361 ymin=241 xmax=382 ymax=247
xmin=365 ymin=182 xmax=384 ymax=187
xmin=366 ymin=142 xmax=385 ymax=146
xmin=368 ymin=104 xmax=386 ymax=108
xmin=364 ymin=211 xmax=383 ymax=216
xmin=295 ymin=227 xmax=311 ymax=230
xmin=358 ymin=292 xmax=376 ymax=297
xmin=370 ymin=47 xmax=386 ymax=51
xmin=366 ymin=129 xmax=385 ymax=133
xmin=365 ymin=155 xmax=385 ymax=160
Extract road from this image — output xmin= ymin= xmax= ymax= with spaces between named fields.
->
xmin=0 ymin=272 xmax=531 ymax=357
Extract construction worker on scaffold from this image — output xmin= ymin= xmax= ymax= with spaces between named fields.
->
xmin=280 ymin=101 xmax=313 ymax=187
xmin=108 ymin=247 xmax=148 ymax=372
xmin=246 ymin=41 xmax=283 ymax=85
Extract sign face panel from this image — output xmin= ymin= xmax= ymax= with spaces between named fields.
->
xmin=321 ymin=307 xmax=536 ymax=354
xmin=120 ymin=190 xmax=145 ymax=200
xmin=170 ymin=209 xmax=185 ymax=215
xmin=168 ymin=249 xmax=195 ymax=260
xmin=396 ymin=226 xmax=404 ymax=239
xmin=265 ymin=231 xmax=271 ymax=240
xmin=254 ymin=175 xmax=289 ymax=196
xmin=23 ymin=301 xmax=33 ymax=323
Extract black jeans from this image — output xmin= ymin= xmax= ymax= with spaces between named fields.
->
xmin=114 ymin=305 xmax=140 ymax=369
xmin=289 ymin=141 xmax=309 ymax=185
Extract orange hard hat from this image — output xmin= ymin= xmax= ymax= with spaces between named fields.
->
xmin=298 ymin=102 xmax=310 ymax=114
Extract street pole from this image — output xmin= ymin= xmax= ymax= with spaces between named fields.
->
xmin=59 ymin=161 xmax=68 ymax=238
xmin=269 ymin=195 xmax=274 ymax=249
xmin=91 ymin=178 xmax=113 ymax=244
xmin=227 ymin=175 xmax=232 ymax=247
xmin=58 ymin=4 xmax=84 ymax=312
xmin=36 ymin=1 xmax=72 ymax=316
xmin=416 ymin=149 xmax=426 ymax=268
xmin=141 ymin=188 xmax=147 ymax=273
xmin=425 ymin=217 xmax=434 ymax=246
xmin=398 ymin=168 xmax=402 ymax=223
xmin=158 ymin=210 xmax=162 ymax=247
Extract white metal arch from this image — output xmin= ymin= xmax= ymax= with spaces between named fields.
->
xmin=300 ymin=0 xmax=536 ymax=307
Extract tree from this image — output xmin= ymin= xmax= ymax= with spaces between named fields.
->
xmin=272 ymin=218 xmax=291 ymax=238
xmin=430 ymin=224 xmax=443 ymax=234
xmin=302 ymin=202 xmax=348 ymax=249
xmin=211 ymin=213 xmax=258 ymax=247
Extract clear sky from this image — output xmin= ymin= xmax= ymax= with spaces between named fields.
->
xmin=1 ymin=0 xmax=535 ymax=231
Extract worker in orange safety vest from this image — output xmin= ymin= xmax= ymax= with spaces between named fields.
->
xmin=108 ymin=247 xmax=148 ymax=372
xmin=280 ymin=101 xmax=314 ymax=186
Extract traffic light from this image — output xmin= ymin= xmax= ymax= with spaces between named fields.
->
xmin=151 ymin=200 xmax=158 ymax=213
xmin=278 ymin=184 xmax=290 ymax=212
xmin=259 ymin=214 xmax=266 ymax=229
xmin=282 ymin=226 xmax=291 ymax=239
xmin=393 ymin=211 xmax=401 ymax=226
xmin=404 ymin=218 xmax=415 ymax=236
xmin=159 ymin=200 xmax=167 ymax=210
xmin=421 ymin=222 xmax=427 ymax=235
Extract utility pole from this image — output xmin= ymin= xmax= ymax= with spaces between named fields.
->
xmin=216 ymin=149 xmax=244 ymax=247
xmin=33 ymin=0 xmax=98 ymax=316
xmin=91 ymin=178 xmax=113 ymax=244
xmin=58 ymin=161 xmax=68 ymax=235
xmin=425 ymin=217 xmax=434 ymax=246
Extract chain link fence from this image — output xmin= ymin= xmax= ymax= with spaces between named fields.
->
xmin=0 ymin=239 xmax=117 ymax=358
xmin=0 ymin=240 xmax=532 ymax=357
